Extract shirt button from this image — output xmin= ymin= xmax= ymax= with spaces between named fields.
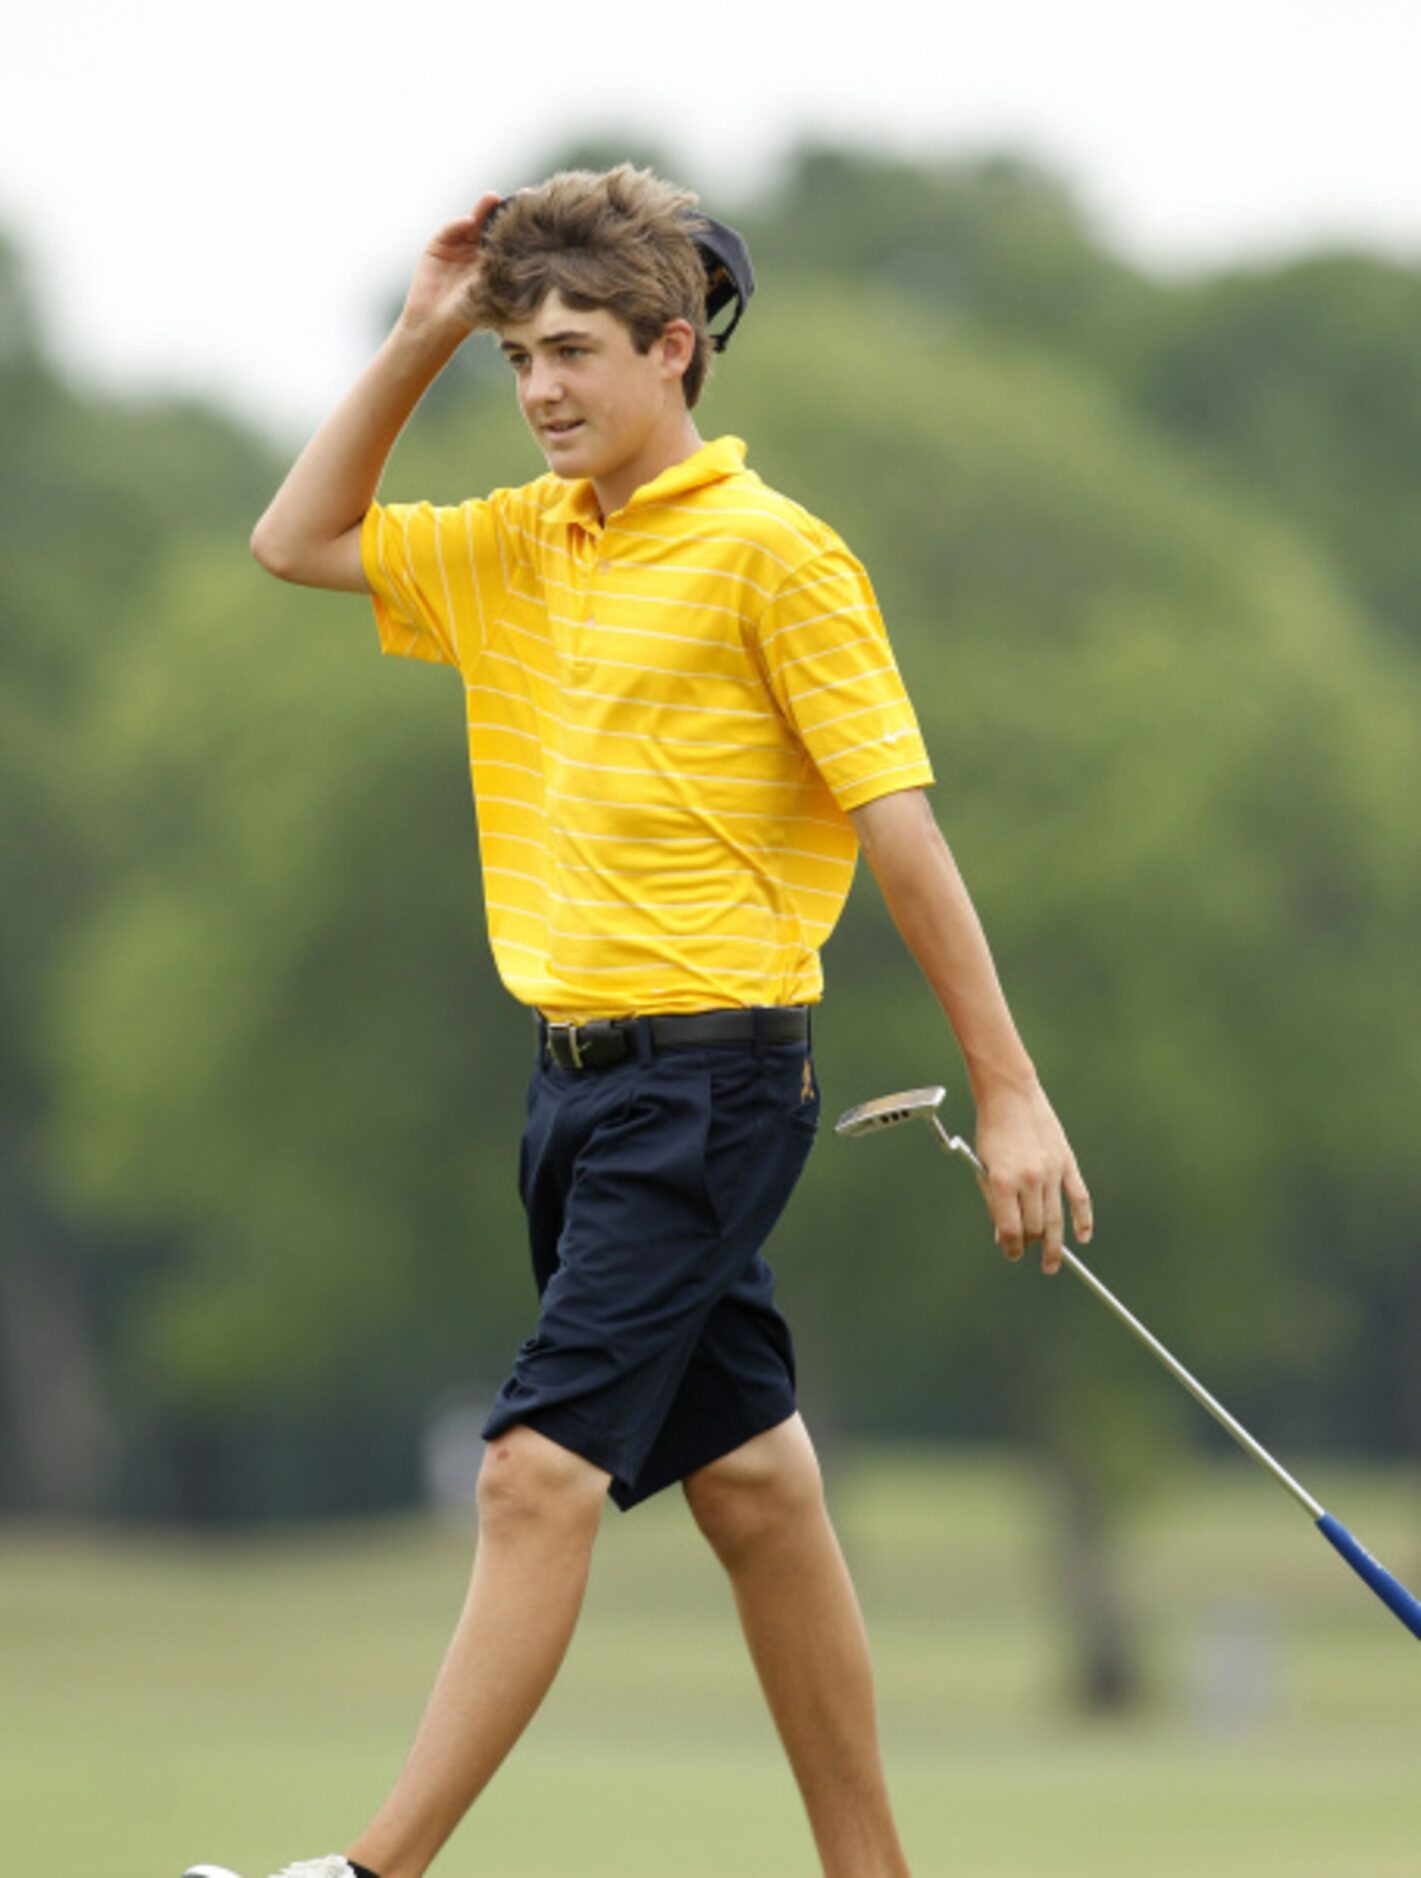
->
xmin=595 ymin=558 xmax=611 ymax=572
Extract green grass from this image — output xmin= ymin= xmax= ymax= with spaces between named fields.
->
xmin=4 ymin=1449 xmax=1419 ymax=1876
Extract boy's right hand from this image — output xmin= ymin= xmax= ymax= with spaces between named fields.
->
xmin=400 ymin=191 xmax=505 ymax=342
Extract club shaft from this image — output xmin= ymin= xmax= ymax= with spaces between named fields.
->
xmin=1056 ymin=1245 xmax=1322 ymax=1516
xmin=927 ymin=1115 xmax=1324 ymax=1519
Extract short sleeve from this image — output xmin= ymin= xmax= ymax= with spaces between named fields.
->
xmin=361 ymin=495 xmax=514 ymax=670
xmin=756 ymin=545 xmax=935 ymax=812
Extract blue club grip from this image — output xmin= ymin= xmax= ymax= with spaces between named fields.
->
xmin=1316 ymin=1512 xmax=1421 ymax=1641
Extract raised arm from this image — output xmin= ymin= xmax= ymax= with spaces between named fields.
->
xmin=850 ymin=786 xmax=1092 ymax=1273
xmin=250 ymin=191 xmax=503 ymax=592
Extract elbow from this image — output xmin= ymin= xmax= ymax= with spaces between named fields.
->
xmin=250 ymin=512 xmax=297 ymax=581
xmin=250 ymin=512 xmax=283 ymax=575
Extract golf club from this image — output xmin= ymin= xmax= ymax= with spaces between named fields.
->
xmin=836 ymin=1085 xmax=1421 ymax=1643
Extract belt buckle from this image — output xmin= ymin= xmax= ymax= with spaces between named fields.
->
xmin=548 ymin=1021 xmax=585 ymax=1069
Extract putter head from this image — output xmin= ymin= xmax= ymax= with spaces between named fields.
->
xmin=834 ymin=1086 xmax=947 ymax=1137
xmin=835 ymin=1085 xmax=985 ymax=1173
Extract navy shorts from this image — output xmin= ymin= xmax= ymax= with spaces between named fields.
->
xmin=481 ymin=1022 xmax=820 ymax=1510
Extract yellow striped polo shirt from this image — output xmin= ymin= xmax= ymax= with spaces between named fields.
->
xmin=361 ymin=434 xmax=933 ymax=1019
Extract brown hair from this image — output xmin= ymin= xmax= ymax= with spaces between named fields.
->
xmin=468 ymin=165 xmax=714 ymax=407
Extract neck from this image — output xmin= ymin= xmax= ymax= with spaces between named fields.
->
xmin=593 ymin=409 xmax=704 ymax=517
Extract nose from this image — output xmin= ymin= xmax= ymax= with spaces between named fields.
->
xmin=523 ymin=356 xmax=566 ymax=409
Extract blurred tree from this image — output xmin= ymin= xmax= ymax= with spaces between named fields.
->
xmin=0 ymin=245 xmax=277 ymax=1511
xmin=47 ymin=545 xmax=528 ymax=1417
xmin=707 ymin=289 xmax=1421 ymax=1702
xmin=741 ymin=143 xmax=1162 ymax=368
xmin=0 ymin=233 xmax=41 ymax=363
xmin=0 ymin=300 xmax=152 ymax=1511
xmin=745 ymin=149 xmax=1421 ymax=657
xmin=5 ymin=153 xmax=1420 ymax=1698
xmin=39 ymin=274 xmax=1421 ymax=1704
xmin=1116 ymin=255 xmax=1421 ymax=648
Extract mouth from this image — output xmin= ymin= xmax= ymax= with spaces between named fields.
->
xmin=542 ymin=418 xmax=585 ymax=442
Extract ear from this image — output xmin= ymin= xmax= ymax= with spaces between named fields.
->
xmin=657 ymin=317 xmax=696 ymax=384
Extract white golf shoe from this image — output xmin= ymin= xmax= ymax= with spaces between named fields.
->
xmin=183 ymin=1858 xmax=361 ymax=1878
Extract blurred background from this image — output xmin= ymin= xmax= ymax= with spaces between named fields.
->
xmin=4 ymin=3 xmax=1420 ymax=1873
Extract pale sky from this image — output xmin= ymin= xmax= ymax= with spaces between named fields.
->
xmin=5 ymin=0 xmax=1418 ymax=441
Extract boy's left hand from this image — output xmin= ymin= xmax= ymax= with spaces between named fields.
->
xmin=974 ymin=1081 xmax=1092 ymax=1275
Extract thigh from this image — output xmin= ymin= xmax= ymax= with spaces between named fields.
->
xmin=598 ymin=1043 xmax=821 ymax=1507
xmin=487 ymin=1042 xmax=819 ymax=1503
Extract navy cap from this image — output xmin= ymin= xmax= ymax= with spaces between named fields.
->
xmin=481 ymin=196 xmax=755 ymax=353
xmin=689 ymin=214 xmax=755 ymax=353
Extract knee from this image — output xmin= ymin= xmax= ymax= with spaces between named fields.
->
xmin=476 ymin=1425 xmax=609 ymax=1538
xmin=683 ymin=1419 xmax=825 ymax=1568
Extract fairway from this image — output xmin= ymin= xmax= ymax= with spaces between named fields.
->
xmin=4 ymin=1449 xmax=1418 ymax=1877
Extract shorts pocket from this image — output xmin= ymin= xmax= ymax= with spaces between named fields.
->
xmin=702 ymin=1047 xmax=818 ymax=1234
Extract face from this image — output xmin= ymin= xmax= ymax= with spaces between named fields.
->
xmin=498 ymin=291 xmax=693 ymax=491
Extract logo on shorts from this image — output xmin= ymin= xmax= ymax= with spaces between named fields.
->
xmin=801 ymin=1060 xmax=816 ymax=1105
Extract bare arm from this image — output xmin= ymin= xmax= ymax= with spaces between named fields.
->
xmin=250 ymin=192 xmax=503 ymax=591
xmin=850 ymin=786 xmax=1092 ymax=1272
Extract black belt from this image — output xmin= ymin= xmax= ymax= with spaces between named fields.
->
xmin=539 ymin=1006 xmax=811 ymax=1071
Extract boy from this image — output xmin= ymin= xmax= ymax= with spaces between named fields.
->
xmin=191 ymin=164 xmax=1091 ymax=1878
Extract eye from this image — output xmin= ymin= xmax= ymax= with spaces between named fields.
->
xmin=559 ymin=345 xmax=587 ymax=360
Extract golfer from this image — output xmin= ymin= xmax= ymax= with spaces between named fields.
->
xmin=194 ymin=164 xmax=1091 ymax=1878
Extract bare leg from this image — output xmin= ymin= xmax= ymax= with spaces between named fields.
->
xmin=347 ymin=1425 xmax=609 ymax=1878
xmin=684 ymin=1415 xmax=912 ymax=1878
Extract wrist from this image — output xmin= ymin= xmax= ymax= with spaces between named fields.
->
xmin=388 ymin=311 xmax=469 ymax=374
xmin=964 ymin=1049 xmax=1041 ymax=1109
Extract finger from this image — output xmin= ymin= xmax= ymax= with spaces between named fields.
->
xmin=1018 ymin=1170 xmax=1045 ymax=1249
xmin=989 ymin=1175 xmax=1026 ymax=1262
xmin=429 ymin=193 xmax=505 ymax=251
xmin=427 ymin=219 xmax=487 ymax=257
xmin=1041 ymin=1188 xmax=1065 ymax=1277
xmin=1065 ymin=1162 xmax=1093 ymax=1244
xmin=470 ymin=189 xmax=505 ymax=231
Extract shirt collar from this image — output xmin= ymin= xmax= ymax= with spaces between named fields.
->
xmin=542 ymin=435 xmax=748 ymax=529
